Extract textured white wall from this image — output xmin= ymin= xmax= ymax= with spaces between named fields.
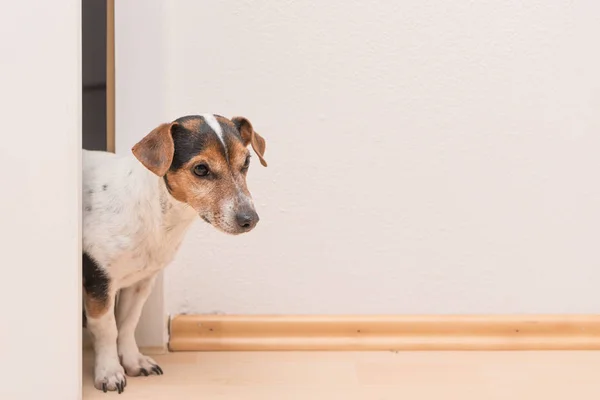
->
xmin=0 ymin=0 xmax=81 ymax=398
xmin=115 ymin=0 xmax=171 ymax=347
xmin=129 ymin=1 xmax=600 ymax=315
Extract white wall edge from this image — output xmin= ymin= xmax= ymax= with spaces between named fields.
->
xmin=114 ymin=0 xmax=169 ymax=349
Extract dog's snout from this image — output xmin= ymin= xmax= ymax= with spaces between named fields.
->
xmin=235 ymin=210 xmax=259 ymax=230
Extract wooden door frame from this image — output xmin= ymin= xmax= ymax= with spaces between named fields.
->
xmin=106 ymin=0 xmax=115 ymax=153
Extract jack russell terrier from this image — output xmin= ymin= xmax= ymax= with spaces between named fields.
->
xmin=83 ymin=114 xmax=267 ymax=393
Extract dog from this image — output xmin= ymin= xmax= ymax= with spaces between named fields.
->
xmin=82 ymin=114 xmax=267 ymax=393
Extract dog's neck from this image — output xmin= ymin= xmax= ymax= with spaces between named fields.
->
xmin=157 ymin=176 xmax=198 ymax=233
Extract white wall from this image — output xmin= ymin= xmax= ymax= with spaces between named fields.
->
xmin=127 ymin=1 xmax=600 ymax=316
xmin=0 ymin=1 xmax=81 ymax=398
xmin=115 ymin=0 xmax=170 ymax=348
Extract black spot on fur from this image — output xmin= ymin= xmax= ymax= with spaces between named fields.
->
xmin=169 ymin=119 xmax=209 ymax=170
xmin=85 ymin=206 xmax=92 ymax=212
xmin=166 ymin=115 xmax=247 ymax=178
xmin=88 ymin=189 xmax=94 ymax=195
xmin=82 ymin=252 xmax=110 ymax=319
xmin=102 ymin=184 xmax=108 ymax=191
xmin=170 ymin=115 xmax=244 ymax=169
xmin=128 ymin=170 xmax=133 ymax=176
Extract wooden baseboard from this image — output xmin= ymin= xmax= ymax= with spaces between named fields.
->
xmin=168 ymin=315 xmax=600 ymax=351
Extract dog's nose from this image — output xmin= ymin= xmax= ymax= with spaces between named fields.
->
xmin=235 ymin=211 xmax=259 ymax=230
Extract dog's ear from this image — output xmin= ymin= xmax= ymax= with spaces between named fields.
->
xmin=232 ymin=117 xmax=267 ymax=167
xmin=131 ymin=122 xmax=177 ymax=176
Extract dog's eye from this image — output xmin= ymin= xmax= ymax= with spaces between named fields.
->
xmin=193 ymin=164 xmax=210 ymax=177
xmin=241 ymin=156 xmax=251 ymax=172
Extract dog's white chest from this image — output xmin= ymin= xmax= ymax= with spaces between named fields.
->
xmin=113 ymin=218 xmax=194 ymax=288
xmin=82 ymin=150 xmax=198 ymax=289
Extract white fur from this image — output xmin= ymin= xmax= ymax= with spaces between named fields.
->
xmin=89 ymin=313 xmax=126 ymax=391
xmin=83 ymin=149 xmax=197 ymax=391
xmin=201 ymin=113 xmax=227 ymax=156
xmin=83 ymin=150 xmax=197 ymax=284
xmin=116 ymin=275 xmax=159 ymax=375
xmin=217 ymin=198 xmax=237 ymax=233
xmin=82 ymin=124 xmax=260 ymax=391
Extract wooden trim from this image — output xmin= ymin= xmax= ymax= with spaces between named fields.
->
xmin=106 ymin=0 xmax=115 ymax=153
xmin=169 ymin=315 xmax=600 ymax=351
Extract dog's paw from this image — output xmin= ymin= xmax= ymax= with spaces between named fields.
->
xmin=121 ymin=353 xmax=164 ymax=377
xmin=94 ymin=362 xmax=127 ymax=394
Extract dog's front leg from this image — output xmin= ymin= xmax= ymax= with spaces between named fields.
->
xmin=116 ymin=274 xmax=163 ymax=377
xmin=85 ymin=288 xmax=126 ymax=393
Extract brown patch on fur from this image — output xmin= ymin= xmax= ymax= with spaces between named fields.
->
xmin=180 ymin=118 xmax=201 ymax=131
xmin=165 ymin=139 xmax=253 ymax=233
xmin=231 ymin=116 xmax=268 ymax=167
xmin=229 ymin=139 xmax=252 ymax=169
xmin=215 ymin=115 xmax=236 ymax=131
xmin=132 ymin=122 xmax=176 ymax=176
xmin=84 ymin=291 xmax=111 ymax=319
xmin=165 ymin=144 xmax=233 ymax=206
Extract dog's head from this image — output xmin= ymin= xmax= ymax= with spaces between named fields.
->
xmin=132 ymin=114 xmax=267 ymax=235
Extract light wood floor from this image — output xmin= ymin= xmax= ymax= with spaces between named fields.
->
xmin=83 ymin=351 xmax=600 ymax=399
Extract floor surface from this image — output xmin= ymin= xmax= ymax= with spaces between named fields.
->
xmin=83 ymin=351 xmax=600 ymax=399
